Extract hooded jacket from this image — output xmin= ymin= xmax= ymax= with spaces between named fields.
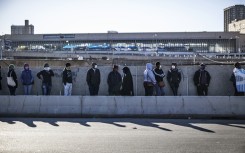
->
xmin=121 ymin=67 xmax=134 ymax=96
xmin=144 ymin=63 xmax=156 ymax=84
xmin=21 ymin=67 xmax=34 ymax=85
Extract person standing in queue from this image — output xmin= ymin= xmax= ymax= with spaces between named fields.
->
xmin=107 ymin=65 xmax=122 ymax=96
xmin=7 ymin=64 xmax=18 ymax=95
xmin=63 ymin=63 xmax=73 ymax=96
xmin=121 ymin=66 xmax=134 ymax=96
xmin=193 ymin=63 xmax=211 ymax=96
xmin=37 ymin=63 xmax=54 ymax=95
xmin=86 ymin=63 xmax=101 ymax=95
xmin=167 ymin=63 xmax=181 ymax=96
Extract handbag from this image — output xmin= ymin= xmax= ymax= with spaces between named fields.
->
xmin=158 ymin=81 xmax=165 ymax=87
xmin=7 ymin=71 xmax=16 ymax=87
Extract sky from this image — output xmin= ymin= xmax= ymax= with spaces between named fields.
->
xmin=0 ymin=0 xmax=244 ymax=34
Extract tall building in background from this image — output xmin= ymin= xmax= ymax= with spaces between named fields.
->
xmin=229 ymin=19 xmax=245 ymax=34
xmin=224 ymin=5 xmax=245 ymax=32
xmin=11 ymin=20 xmax=34 ymax=35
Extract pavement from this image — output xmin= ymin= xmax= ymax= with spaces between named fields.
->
xmin=0 ymin=118 xmax=245 ymax=153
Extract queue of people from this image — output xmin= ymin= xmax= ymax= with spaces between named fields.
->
xmin=0 ymin=62 xmax=244 ymax=96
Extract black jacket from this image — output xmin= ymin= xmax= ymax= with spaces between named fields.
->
xmin=167 ymin=68 xmax=181 ymax=84
xmin=0 ymin=69 xmax=2 ymax=90
xmin=121 ymin=73 xmax=134 ymax=96
xmin=193 ymin=69 xmax=211 ymax=86
xmin=107 ymin=70 xmax=122 ymax=93
xmin=37 ymin=70 xmax=54 ymax=86
xmin=153 ymin=68 xmax=165 ymax=82
xmin=63 ymin=68 xmax=73 ymax=84
xmin=86 ymin=68 xmax=101 ymax=87
xmin=8 ymin=70 xmax=18 ymax=88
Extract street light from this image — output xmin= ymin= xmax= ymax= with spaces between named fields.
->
xmin=235 ymin=36 xmax=240 ymax=59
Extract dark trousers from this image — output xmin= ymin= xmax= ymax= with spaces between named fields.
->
xmin=42 ymin=83 xmax=52 ymax=95
xmin=89 ymin=85 xmax=99 ymax=95
xmin=8 ymin=86 xmax=16 ymax=95
xmin=144 ymin=82 xmax=154 ymax=96
xmin=197 ymin=85 xmax=208 ymax=96
xmin=170 ymin=83 xmax=179 ymax=96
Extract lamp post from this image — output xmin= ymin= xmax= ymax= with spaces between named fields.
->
xmin=153 ymin=34 xmax=158 ymax=52
xmin=235 ymin=36 xmax=240 ymax=59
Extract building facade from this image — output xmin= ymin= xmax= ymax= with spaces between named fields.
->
xmin=11 ymin=20 xmax=34 ymax=35
xmin=224 ymin=5 xmax=245 ymax=32
xmin=229 ymin=19 xmax=245 ymax=34
xmin=2 ymin=32 xmax=242 ymax=53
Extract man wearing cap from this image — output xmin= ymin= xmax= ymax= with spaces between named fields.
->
xmin=107 ymin=65 xmax=122 ymax=95
xmin=37 ymin=63 xmax=54 ymax=95
xmin=63 ymin=63 xmax=73 ymax=96
xmin=86 ymin=63 xmax=101 ymax=95
xmin=193 ymin=63 xmax=211 ymax=96
xmin=167 ymin=63 xmax=181 ymax=96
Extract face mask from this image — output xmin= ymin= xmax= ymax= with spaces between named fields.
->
xmin=24 ymin=67 xmax=29 ymax=70
xmin=94 ymin=65 xmax=98 ymax=69
xmin=171 ymin=65 xmax=176 ymax=69
xmin=44 ymin=67 xmax=50 ymax=71
xmin=66 ymin=67 xmax=71 ymax=70
xmin=159 ymin=65 xmax=162 ymax=68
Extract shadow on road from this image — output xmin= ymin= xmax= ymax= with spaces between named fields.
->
xmin=1 ymin=118 xmax=245 ymax=133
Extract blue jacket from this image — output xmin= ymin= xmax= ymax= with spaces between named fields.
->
xmin=21 ymin=69 xmax=34 ymax=85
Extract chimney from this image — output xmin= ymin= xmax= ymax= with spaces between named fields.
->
xmin=25 ymin=20 xmax=29 ymax=26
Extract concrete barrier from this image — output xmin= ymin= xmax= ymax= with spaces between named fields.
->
xmin=0 ymin=96 xmax=244 ymax=118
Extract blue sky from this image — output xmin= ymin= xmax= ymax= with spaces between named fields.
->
xmin=0 ymin=0 xmax=244 ymax=34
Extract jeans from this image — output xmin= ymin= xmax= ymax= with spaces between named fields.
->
xmin=64 ymin=83 xmax=72 ymax=96
xmin=24 ymin=85 xmax=32 ymax=95
xmin=42 ymin=83 xmax=52 ymax=95
xmin=156 ymin=85 xmax=165 ymax=96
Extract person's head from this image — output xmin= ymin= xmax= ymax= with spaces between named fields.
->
xmin=122 ymin=66 xmax=130 ymax=74
xmin=171 ymin=63 xmax=177 ymax=69
xmin=200 ymin=63 xmax=206 ymax=70
xmin=113 ymin=65 xmax=119 ymax=71
xmin=234 ymin=62 xmax=241 ymax=69
xmin=155 ymin=62 xmax=161 ymax=69
xmin=146 ymin=63 xmax=153 ymax=70
xmin=9 ymin=64 xmax=15 ymax=71
xmin=44 ymin=63 xmax=50 ymax=71
xmin=24 ymin=63 xmax=29 ymax=70
xmin=92 ymin=63 xmax=97 ymax=69
xmin=65 ymin=63 xmax=71 ymax=70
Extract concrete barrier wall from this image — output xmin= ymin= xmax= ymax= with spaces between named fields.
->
xmin=0 ymin=96 xmax=244 ymax=118
xmin=0 ymin=65 xmax=239 ymax=96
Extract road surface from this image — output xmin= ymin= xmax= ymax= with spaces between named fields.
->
xmin=0 ymin=118 xmax=245 ymax=153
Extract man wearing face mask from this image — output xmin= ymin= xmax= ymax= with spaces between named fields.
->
xmin=63 ymin=63 xmax=73 ymax=96
xmin=86 ymin=63 xmax=101 ymax=95
xmin=21 ymin=63 xmax=34 ymax=95
xmin=37 ymin=63 xmax=54 ymax=95
xmin=167 ymin=63 xmax=181 ymax=96
xmin=193 ymin=63 xmax=211 ymax=96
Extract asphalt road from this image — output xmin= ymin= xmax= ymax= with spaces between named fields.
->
xmin=0 ymin=118 xmax=245 ymax=153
